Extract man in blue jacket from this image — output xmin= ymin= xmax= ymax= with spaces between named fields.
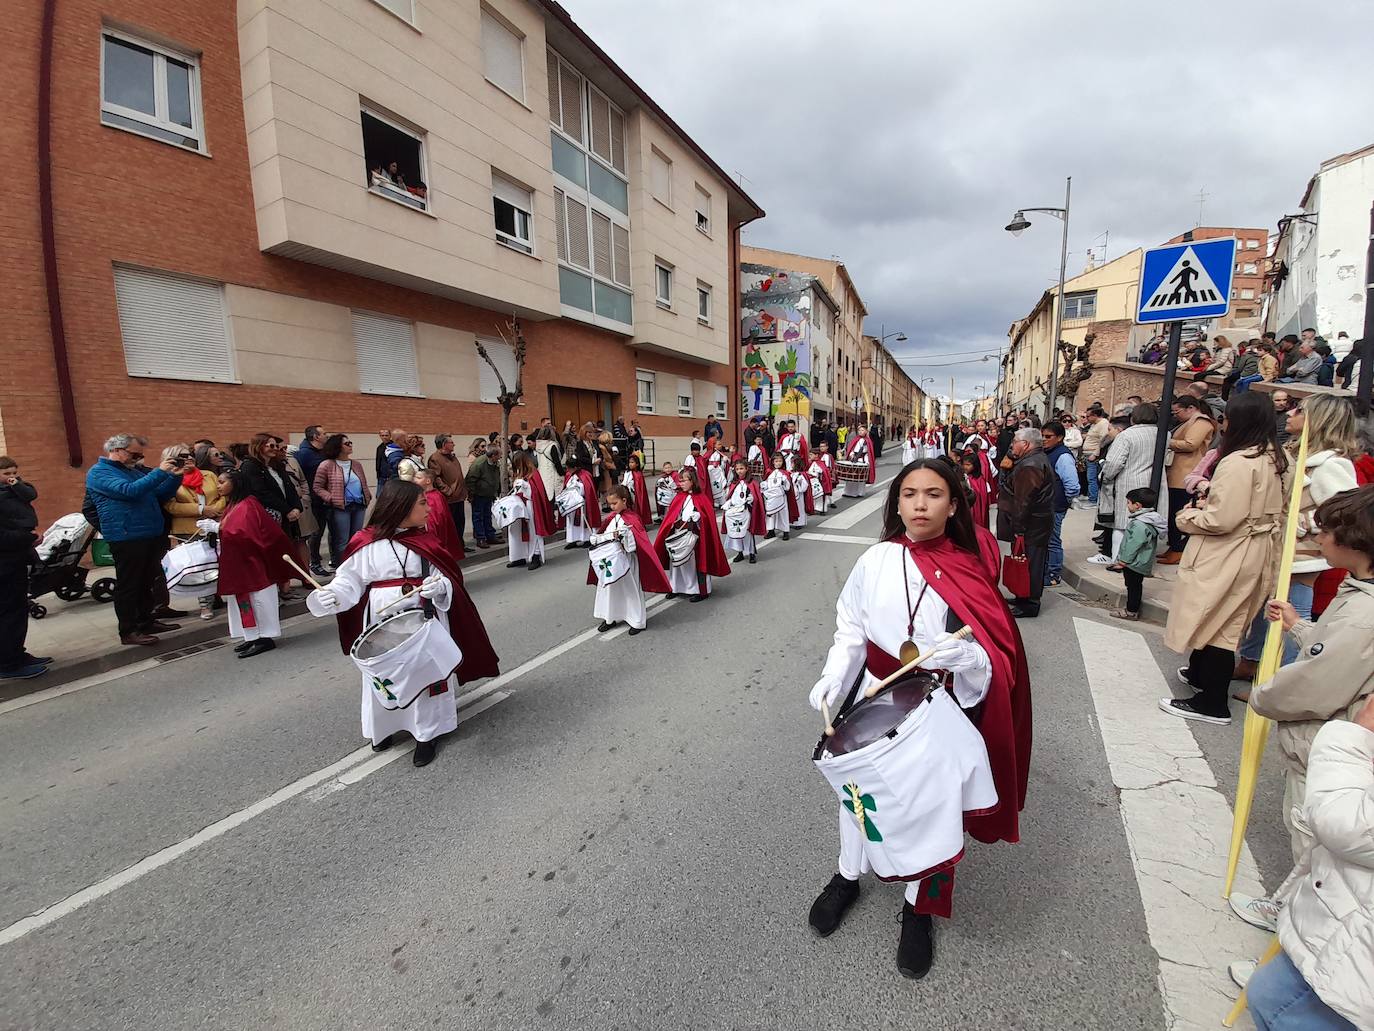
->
xmin=86 ymin=434 xmax=184 ymax=646
xmin=1040 ymin=420 xmax=1080 ymax=588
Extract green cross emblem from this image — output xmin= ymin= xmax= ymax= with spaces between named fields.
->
xmin=596 ymin=557 xmax=615 ymax=580
xmin=841 ymin=782 xmax=882 ymax=842
xmin=371 ymin=676 xmax=397 ymax=702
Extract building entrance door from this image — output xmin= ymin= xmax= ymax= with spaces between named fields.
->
xmin=549 ymin=386 xmax=615 ymax=432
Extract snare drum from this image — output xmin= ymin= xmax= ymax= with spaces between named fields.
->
xmin=665 ymin=528 xmax=698 ymax=567
xmin=761 ymin=482 xmax=786 ymax=515
xmin=350 ymin=608 xmax=463 ymax=710
xmin=747 ymin=458 xmax=766 ymax=478
xmin=554 ymin=487 xmax=585 ymax=517
xmin=655 ymin=480 xmax=676 ymax=510
xmin=723 ymin=508 xmax=750 ymax=540
xmin=492 ymin=494 xmax=528 ymax=530
xmin=588 ymin=540 xmax=631 ymax=584
xmin=837 ymin=460 xmax=869 ymax=483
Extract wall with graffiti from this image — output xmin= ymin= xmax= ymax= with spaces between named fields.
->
xmin=740 ymin=263 xmax=815 ymax=426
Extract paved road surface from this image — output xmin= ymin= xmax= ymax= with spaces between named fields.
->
xmin=0 ymin=450 xmax=1288 ymax=1030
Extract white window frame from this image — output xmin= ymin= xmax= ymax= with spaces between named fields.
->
xmin=352 ymin=310 xmax=421 ymax=398
xmin=480 ymin=6 xmax=526 ymax=105
xmin=697 ymin=282 xmax=712 ymax=324
xmin=649 ymin=147 xmax=672 ymax=209
xmin=713 ymin=385 xmax=728 ymax=419
xmin=361 ymin=104 xmax=430 ymax=213
xmin=1062 ymin=290 xmax=1096 ymax=320
xmin=1243 ymin=262 xmax=1258 ymax=274
xmin=676 ymin=379 xmax=693 ymax=417
xmin=694 ymin=184 xmax=712 ymax=236
xmin=369 ymin=0 xmax=416 ymax=24
xmin=636 ymin=369 xmax=656 ymax=415
xmin=655 ymin=261 xmax=674 ymax=308
xmin=1240 ymin=288 xmax=1254 ymax=300
xmin=492 ymin=172 xmax=535 ymax=255
xmin=1245 ymin=238 xmax=1260 ymax=250
xmin=100 ymin=28 xmax=205 ymax=153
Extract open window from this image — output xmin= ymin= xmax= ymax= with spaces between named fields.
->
xmin=361 ymin=107 xmax=429 ymax=212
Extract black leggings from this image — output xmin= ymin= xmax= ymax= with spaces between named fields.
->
xmin=1184 ymin=645 xmax=1235 ymax=717
xmin=1122 ymin=568 xmax=1144 ymax=613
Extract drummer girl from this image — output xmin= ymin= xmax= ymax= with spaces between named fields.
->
xmin=620 ymin=453 xmax=653 ymax=526
xmin=509 ymin=453 xmax=556 ymax=571
xmin=806 ymin=459 xmax=1032 ymax=979
xmin=652 ymin=466 xmax=731 ymax=602
xmin=723 ymin=458 xmax=766 ymax=564
xmin=763 ymin=452 xmax=796 ymax=541
xmin=306 ymin=479 xmax=500 ymax=768
xmin=561 ymin=457 xmax=602 ymax=550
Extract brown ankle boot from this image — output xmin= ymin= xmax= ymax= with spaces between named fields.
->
xmin=1233 ymin=658 xmax=1258 ymax=682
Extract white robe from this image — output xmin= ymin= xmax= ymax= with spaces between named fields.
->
xmin=227 ymin=585 xmax=280 ymax=641
xmin=307 ymin=539 xmax=459 ymax=745
xmin=815 ymin=542 xmax=995 ymax=882
xmin=723 ymin=480 xmax=756 ymax=556
xmin=789 ymin=471 xmax=810 ymax=528
xmin=842 ymin=439 xmax=870 ymax=498
xmin=666 ymin=495 xmax=708 ymax=595
xmin=706 ymin=452 xmax=729 ymax=507
xmin=763 ymin=469 xmax=792 ymax=535
xmin=507 ymin=477 xmax=545 ymax=563
xmin=563 ymin=477 xmax=591 ymax=544
xmin=902 ymin=436 xmax=921 ymax=466
xmin=592 ymin=513 xmax=647 ymax=629
xmin=807 ymin=461 xmax=830 ymax=514
xmin=778 ymin=432 xmax=801 ymax=471
xmin=747 ymin=443 xmax=767 ymax=467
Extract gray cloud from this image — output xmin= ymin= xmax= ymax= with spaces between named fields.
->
xmin=564 ymin=0 xmax=1374 ymax=399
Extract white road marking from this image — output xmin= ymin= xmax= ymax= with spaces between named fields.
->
xmin=817 ymin=473 xmax=897 ymax=530
xmin=799 ymin=533 xmax=874 ymax=546
xmin=0 ymin=744 xmax=374 ymax=947
xmin=1073 ymin=617 xmax=1268 ymax=1031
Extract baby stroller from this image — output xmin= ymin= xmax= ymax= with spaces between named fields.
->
xmin=28 ymin=514 xmax=115 ymax=618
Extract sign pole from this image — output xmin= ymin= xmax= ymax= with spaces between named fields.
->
xmin=1149 ymin=321 xmax=1184 ymax=496
xmin=1358 ymin=201 xmax=1374 ymax=412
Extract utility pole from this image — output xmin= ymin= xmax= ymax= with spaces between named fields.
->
xmin=1359 ymin=202 xmax=1374 ymax=412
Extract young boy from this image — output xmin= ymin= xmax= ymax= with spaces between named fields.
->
xmin=655 ymin=462 xmax=677 ymax=522
xmin=0 ymin=457 xmax=46 ymax=679
xmin=586 ymin=485 xmax=670 ymax=635
xmin=1109 ymin=487 xmax=1166 ymax=620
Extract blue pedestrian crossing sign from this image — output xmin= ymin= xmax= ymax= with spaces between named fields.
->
xmin=1136 ymin=237 xmax=1237 ymax=323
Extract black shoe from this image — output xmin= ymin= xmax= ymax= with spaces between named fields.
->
xmin=309 ymin=564 xmax=329 ymax=578
xmin=528 ymin=556 xmax=543 ymax=570
xmin=765 ymin=531 xmax=776 ymax=540
xmin=808 ymin=874 xmax=860 ymax=937
xmin=733 ymin=553 xmax=746 ymax=563
xmin=597 ymin=621 xmax=616 ymax=633
xmin=564 ymin=543 xmax=578 ymax=550
xmin=689 ymin=593 xmax=707 ymax=603
xmin=237 ymin=638 xmax=276 ymax=658
xmin=782 ymin=532 xmax=790 ymax=541
xmin=20 ymin=652 xmax=53 ymax=665
xmin=413 ymin=739 xmax=437 ymax=767
xmin=143 ymin=620 xmax=181 ymax=634
xmin=628 ymin=627 xmax=643 ymax=636
xmin=748 ymin=555 xmax=757 ymax=564
xmin=371 ymin=733 xmax=397 ymax=752
xmin=1009 ymin=605 xmax=1039 ymax=619
xmin=233 ymin=641 xmax=253 ymax=654
xmin=897 ymin=909 xmax=935 ymax=979
xmin=507 ymin=559 xmax=528 ymax=568
xmin=665 ymin=592 xmax=677 ymax=600
xmin=152 ymin=606 xmax=188 ymax=619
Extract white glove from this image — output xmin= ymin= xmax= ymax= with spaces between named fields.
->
xmin=417 ymin=574 xmax=446 ymax=600
xmin=809 ymin=677 xmax=845 ymax=712
xmin=195 ymin=518 xmax=219 ymax=534
xmin=308 ymin=586 xmax=339 ymax=614
xmin=924 ymin=631 xmax=986 ymax=674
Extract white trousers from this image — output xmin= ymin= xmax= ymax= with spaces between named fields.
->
xmin=226 ymin=586 xmax=280 ymax=641
xmin=843 ymin=480 xmax=868 ymax=499
xmin=594 ymin=556 xmax=647 ymax=629
xmin=565 ymin=518 xmax=591 ymax=544
xmin=835 ymin=808 xmax=925 ymax=906
xmin=507 ymin=522 xmax=544 ymax=562
xmin=765 ymin=509 xmax=789 ymax=535
xmin=668 ymin=564 xmax=709 ymax=595
xmin=726 ymin=532 xmax=756 ymax=556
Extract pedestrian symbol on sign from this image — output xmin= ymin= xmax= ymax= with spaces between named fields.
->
xmin=1138 ymin=244 xmax=1227 ymax=319
xmin=1167 ymin=261 xmax=1201 ymax=304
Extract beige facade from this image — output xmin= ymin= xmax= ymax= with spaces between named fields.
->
xmin=1000 ymin=248 xmax=1143 ymax=414
xmin=862 ymin=335 xmax=925 ymax=431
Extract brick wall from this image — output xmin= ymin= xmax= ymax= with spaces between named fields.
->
xmin=1073 ymin=363 xmax=1172 ymax=413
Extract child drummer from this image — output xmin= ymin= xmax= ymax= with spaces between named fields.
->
xmin=586 ymin=485 xmax=670 ymax=634
xmin=807 ymin=459 xmax=1031 ymax=978
xmin=722 ymin=458 xmax=766 ymax=564
xmin=655 ymin=461 xmax=677 ymax=522
xmin=763 ymin=452 xmax=795 ymax=541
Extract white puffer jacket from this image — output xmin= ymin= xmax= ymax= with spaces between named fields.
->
xmin=1277 ymin=719 xmax=1374 ymax=1028
xmin=1290 ymin=449 xmax=1357 ymax=574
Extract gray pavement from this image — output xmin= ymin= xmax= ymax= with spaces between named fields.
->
xmin=0 ymin=450 xmax=1289 ymax=1030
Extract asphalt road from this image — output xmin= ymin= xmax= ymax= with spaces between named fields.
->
xmin=0 ymin=449 xmax=1288 ymax=1030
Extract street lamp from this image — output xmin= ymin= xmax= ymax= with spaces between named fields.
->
xmin=1006 ymin=176 xmax=1071 ymax=419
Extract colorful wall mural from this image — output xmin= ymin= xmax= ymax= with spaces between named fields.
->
xmin=740 ymin=263 xmax=815 ymax=426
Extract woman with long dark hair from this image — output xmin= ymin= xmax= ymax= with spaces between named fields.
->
xmin=1162 ymin=392 xmax=1285 ymax=725
xmin=807 ymin=458 xmax=1032 ymax=979
xmin=306 ymin=479 xmax=500 ymax=768
xmin=214 ymin=468 xmax=295 ymax=657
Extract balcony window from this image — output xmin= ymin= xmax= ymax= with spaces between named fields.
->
xmin=361 ymin=107 xmax=429 ymax=212
xmin=493 ymin=174 xmax=534 ymax=254
xmin=636 ymin=370 xmax=656 ymax=414
xmin=694 ymin=184 xmax=712 ymax=235
xmin=101 ymin=30 xmax=203 ymax=152
xmin=697 ymin=282 xmax=712 ymax=323
xmin=655 ymin=262 xmax=673 ymax=307
xmin=1062 ymin=290 xmax=1096 ymax=320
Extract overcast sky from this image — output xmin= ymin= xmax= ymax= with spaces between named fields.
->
xmin=565 ymin=0 xmax=1373 ymax=399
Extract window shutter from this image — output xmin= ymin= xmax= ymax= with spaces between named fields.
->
xmin=611 ymin=224 xmax=631 ymax=288
xmin=695 ymin=185 xmax=711 ymax=228
xmin=588 ymin=88 xmax=612 ymax=165
xmin=650 ymin=151 xmax=670 ymax=203
xmin=352 ymin=311 xmax=420 ymax=397
xmin=590 ymin=211 xmax=613 ymax=280
xmin=480 ymin=10 xmax=524 ymax=101
xmin=564 ymin=195 xmax=590 ymax=269
xmin=546 ymin=49 xmax=561 ymax=127
xmin=492 ymin=174 xmax=531 ymax=212
xmin=609 ymin=107 xmax=626 ymax=173
xmin=372 ymin=0 xmax=414 ymax=21
xmin=114 ymin=266 xmax=235 ymax=383
xmin=558 ymin=62 xmax=583 ymax=143
xmin=477 ymin=336 xmax=518 ymax=403
xmin=553 ymin=188 xmax=568 ymax=261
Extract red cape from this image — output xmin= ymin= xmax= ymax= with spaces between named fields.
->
xmin=896 ymin=532 xmax=1032 ymax=845
xmin=217 ymin=497 xmax=296 ymax=596
xmin=336 ymin=527 xmax=500 ymax=685
xmin=808 ymin=461 xmax=834 ymax=496
xmin=626 ymin=469 xmax=652 ymax=524
xmin=724 ymin=475 xmax=768 ymax=536
xmin=655 ymin=490 xmax=731 ymax=579
xmin=584 ymin=511 xmax=671 ymax=594
xmin=974 ymin=524 xmax=1001 ymax=583
xmin=526 ymin=472 xmax=558 ymax=538
xmin=774 ymin=471 xmax=799 ymax=523
xmin=845 ymin=436 xmax=877 ymax=483
xmin=966 ymin=473 xmax=991 ymax=528
xmin=687 ymin=454 xmax=710 ymax=493
xmin=566 ymin=470 xmax=604 ymax=531
xmin=425 ymin=488 xmax=465 ymax=563
xmin=794 ymin=470 xmax=816 ymax=514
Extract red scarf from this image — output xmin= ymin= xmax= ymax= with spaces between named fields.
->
xmin=180 ymin=466 xmax=205 ymax=493
xmin=891 ymin=532 xmax=1032 ymax=845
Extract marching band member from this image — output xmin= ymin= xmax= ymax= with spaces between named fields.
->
xmin=653 ymin=466 xmax=731 ymax=602
xmin=684 ymin=442 xmax=710 ymax=495
xmin=922 ymin=423 xmax=944 ymax=460
xmin=816 ymin=442 xmax=838 ymax=506
xmin=791 ymin=463 xmax=815 ymax=529
xmin=508 ymin=453 xmax=554 ymax=571
xmin=902 ymin=426 xmax=922 ymax=466
xmin=620 ymin=453 xmax=653 ymax=526
xmin=214 ymin=468 xmax=294 ymax=658
xmin=586 ymin=484 xmax=671 ymax=635
xmin=407 ymin=467 xmax=465 ymax=566
xmin=807 ymin=452 xmax=834 ymax=514
xmin=722 ymin=458 xmax=766 ymax=564
xmin=561 ymin=457 xmax=602 ymax=550
xmin=959 ymin=451 xmax=993 ymax=529
xmin=842 ymin=426 xmax=876 ymax=498
xmin=746 ymin=435 xmax=771 ymax=479
xmin=654 ymin=461 xmax=677 ymax=522
xmin=807 ymin=459 xmax=1032 ymax=978
xmin=705 ymin=438 xmax=730 ymax=508
xmin=778 ymin=420 xmax=807 ymax=471
xmin=763 ymin=452 xmax=796 ymax=541
xmin=306 ymin=480 xmax=500 ymax=768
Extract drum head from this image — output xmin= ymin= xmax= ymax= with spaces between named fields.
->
xmin=352 ymin=608 xmax=428 ymax=660
xmin=816 ymin=670 xmax=945 ymax=758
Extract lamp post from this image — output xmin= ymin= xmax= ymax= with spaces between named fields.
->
xmin=1006 ymin=176 xmax=1071 ymax=420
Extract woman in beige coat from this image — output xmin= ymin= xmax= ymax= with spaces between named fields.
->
xmin=1162 ymin=392 xmax=1286 ymax=725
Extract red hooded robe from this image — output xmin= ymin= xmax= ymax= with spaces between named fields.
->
xmin=424 ymin=488 xmax=465 ymax=563
xmin=525 ymin=471 xmax=559 ymax=538
xmin=655 ymin=489 xmax=731 ymax=579
xmin=626 ymin=469 xmax=652 ymax=525
xmin=217 ymin=497 xmax=297 ymax=596
xmin=565 ymin=469 xmax=604 ymax=532
xmin=584 ymin=510 xmax=672 ymax=594
xmin=845 ymin=434 xmax=878 ymax=484
xmin=723 ymin=475 xmax=768 ymax=537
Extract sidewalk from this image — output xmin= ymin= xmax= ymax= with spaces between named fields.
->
xmin=1058 ymin=504 xmax=1177 ymax=625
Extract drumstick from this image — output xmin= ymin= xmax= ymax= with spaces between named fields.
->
xmin=281 ymin=554 xmax=324 ymax=590
xmin=373 ymin=588 xmax=422 ymax=619
xmin=862 ymin=625 xmax=972 ymax=699
xmin=821 ymin=698 xmax=835 ymax=737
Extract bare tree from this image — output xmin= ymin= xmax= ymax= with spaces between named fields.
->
xmin=475 ymin=317 xmax=526 ymax=493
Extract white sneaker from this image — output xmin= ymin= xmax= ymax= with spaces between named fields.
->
xmin=1228 ymin=959 xmax=1257 ymax=989
xmin=1229 ymin=893 xmax=1279 ymax=932
xmin=1086 ymin=554 xmax=1114 ymax=565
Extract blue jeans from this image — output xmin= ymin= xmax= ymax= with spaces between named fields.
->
xmin=471 ymin=496 xmax=495 ymax=543
xmin=1248 ymin=950 xmax=1355 ymax=1031
xmin=1238 ymin=580 xmax=1314 ymax=665
xmin=326 ymin=504 xmax=367 ymax=569
xmin=1234 ymin=374 xmax=1265 ymax=393
xmin=1085 ymin=459 xmax=1100 ymax=503
xmin=1046 ymin=510 xmax=1066 ymax=582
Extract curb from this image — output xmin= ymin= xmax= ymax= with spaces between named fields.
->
xmin=1060 ymin=564 xmax=1169 ymax=627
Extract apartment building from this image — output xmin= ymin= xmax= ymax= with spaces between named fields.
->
xmin=860 ymin=336 xmax=924 ymax=434
xmin=1163 ymin=226 xmax=1268 ymax=320
xmin=6 ymin=0 xmax=762 ymax=516
xmin=738 ymin=260 xmax=840 ymax=430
